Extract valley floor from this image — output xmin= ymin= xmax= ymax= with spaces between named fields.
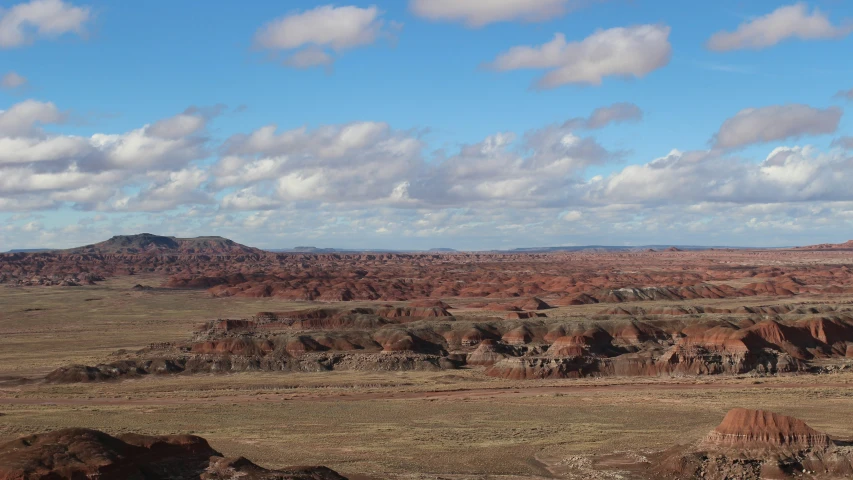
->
xmin=4 ymin=274 xmax=853 ymax=478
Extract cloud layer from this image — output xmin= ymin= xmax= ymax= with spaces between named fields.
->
xmin=0 ymin=100 xmax=216 ymax=212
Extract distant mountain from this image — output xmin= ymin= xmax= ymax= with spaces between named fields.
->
xmin=5 ymin=248 xmax=54 ymax=253
xmin=504 ymin=245 xmax=736 ymax=253
xmin=61 ymin=233 xmax=264 ymax=255
xmin=795 ymin=240 xmax=853 ymax=250
xmin=428 ymin=248 xmax=457 ymax=252
xmin=269 ymin=246 xmax=341 ymax=253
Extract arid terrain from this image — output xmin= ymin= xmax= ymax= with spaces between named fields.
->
xmin=3 ymin=234 xmax=853 ymax=479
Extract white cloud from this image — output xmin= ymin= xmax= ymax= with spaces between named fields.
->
xmin=0 ymin=100 xmax=216 ymax=212
xmin=707 ymin=3 xmax=853 ymax=51
xmin=215 ymin=116 xmax=615 ymax=212
xmin=410 ymin=124 xmax=612 ymax=208
xmin=119 ymin=168 xmax=213 ymax=211
xmin=0 ymin=99 xmax=64 ymax=137
xmin=1 ymin=71 xmax=27 ymax=89
xmin=410 ymin=0 xmax=580 ymax=27
xmin=563 ymin=102 xmax=643 ymax=129
xmin=254 ymin=5 xmax=391 ymax=69
xmin=215 ymin=121 xmax=423 ymax=207
xmin=90 ymin=127 xmax=206 ymax=171
xmin=221 ymin=187 xmax=282 ymax=211
xmin=147 ymin=112 xmax=207 ymax=139
xmin=0 ymin=135 xmax=90 ymax=165
xmin=0 ymin=0 xmax=91 ymax=48
xmin=713 ymin=104 xmax=842 ymax=149
xmin=489 ymin=25 xmax=671 ymax=88
xmin=586 ymin=145 xmax=853 ymax=206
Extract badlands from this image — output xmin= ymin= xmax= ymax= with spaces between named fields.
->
xmin=3 ymin=234 xmax=853 ymax=478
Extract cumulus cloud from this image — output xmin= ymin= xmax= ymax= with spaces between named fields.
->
xmin=489 ymin=25 xmax=671 ymax=88
xmin=254 ymin=5 xmax=392 ymax=68
xmin=147 ymin=111 xmax=208 ymax=139
xmin=0 ymin=99 xmax=65 ymax=137
xmin=563 ymin=102 xmax=643 ymax=129
xmin=712 ymin=104 xmax=842 ymax=149
xmin=395 ymin=123 xmax=611 ymax=208
xmin=216 ymin=121 xmax=423 ymax=208
xmin=114 ymin=168 xmax=213 ymax=211
xmin=586 ymin=145 xmax=853 ymax=206
xmin=0 ymin=0 xmax=91 ymax=48
xmin=707 ymin=3 xmax=853 ymax=51
xmin=215 ymin=118 xmax=615 ymax=212
xmin=0 ymin=100 xmax=216 ymax=212
xmin=1 ymin=71 xmax=27 ymax=89
xmin=410 ymin=0 xmax=585 ymax=27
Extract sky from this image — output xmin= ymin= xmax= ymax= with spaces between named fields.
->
xmin=1 ymin=0 xmax=852 ymax=251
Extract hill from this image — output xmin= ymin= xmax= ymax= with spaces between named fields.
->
xmin=796 ymin=240 xmax=853 ymax=250
xmin=62 ymin=233 xmax=264 ymax=255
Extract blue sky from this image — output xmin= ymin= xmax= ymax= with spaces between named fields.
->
xmin=1 ymin=0 xmax=852 ymax=250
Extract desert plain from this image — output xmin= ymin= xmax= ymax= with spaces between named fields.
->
xmin=3 ymin=235 xmax=853 ymax=479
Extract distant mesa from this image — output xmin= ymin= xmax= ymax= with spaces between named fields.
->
xmin=290 ymin=246 xmax=338 ymax=253
xmin=428 ymin=248 xmax=457 ymax=252
xmin=61 ymin=233 xmax=263 ymax=256
xmin=797 ymin=240 xmax=853 ymax=250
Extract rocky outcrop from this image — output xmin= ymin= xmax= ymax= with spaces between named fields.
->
xmin=0 ymin=428 xmax=346 ymax=480
xmin=376 ymin=306 xmax=452 ymax=319
xmin=652 ymin=409 xmax=853 ymax=479
xmin=518 ymin=297 xmax=552 ymax=310
xmin=42 ymin=304 xmax=853 ymax=382
xmin=704 ymin=408 xmax=830 ymax=449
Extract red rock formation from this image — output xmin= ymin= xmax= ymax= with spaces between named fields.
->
xmin=504 ymin=311 xmax=546 ymax=319
xmin=501 ymin=326 xmax=533 ymax=345
xmin=547 ymin=336 xmax=589 ymax=357
xmin=704 ymin=408 xmax=830 ymax=449
xmin=408 ymin=299 xmax=451 ymax=309
xmin=466 ymin=339 xmax=508 ymax=366
xmin=518 ymin=297 xmax=552 ymax=310
xmin=376 ymin=306 xmax=452 ymax=319
xmin=652 ymin=409 xmax=853 ymax=479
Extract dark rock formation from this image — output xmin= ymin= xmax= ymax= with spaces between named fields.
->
xmin=0 ymin=428 xmax=346 ymax=480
